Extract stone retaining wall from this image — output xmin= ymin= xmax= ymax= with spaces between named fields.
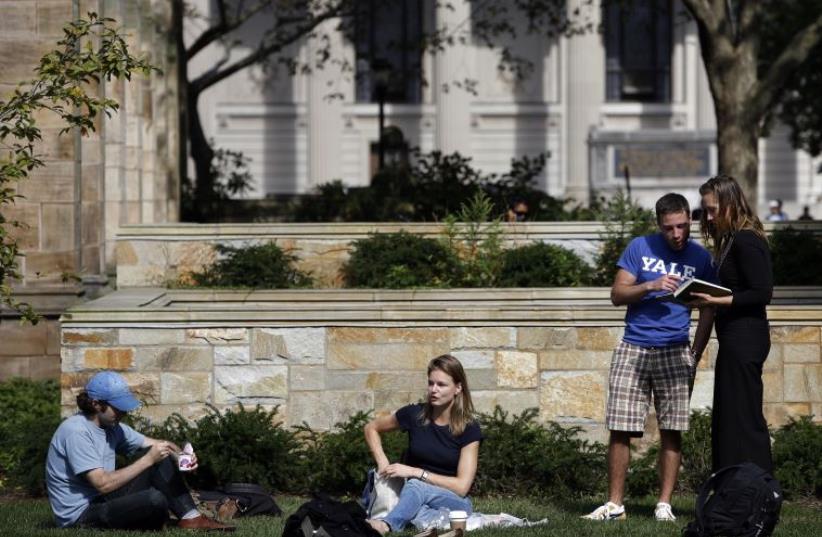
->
xmin=114 ymin=222 xmax=615 ymax=288
xmin=115 ymin=221 xmax=822 ymax=289
xmin=60 ymin=288 xmax=822 ymax=443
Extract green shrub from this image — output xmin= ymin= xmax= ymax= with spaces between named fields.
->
xmin=622 ymin=409 xmax=712 ymax=497
xmin=134 ymin=404 xmax=302 ymax=492
xmin=498 ymin=242 xmax=593 ymax=287
xmin=592 ymin=191 xmax=656 ymax=286
xmin=291 ymin=150 xmax=585 ymax=222
xmin=0 ymin=378 xmax=60 ymax=495
xmin=475 ymin=407 xmax=606 ymax=498
xmin=181 ymin=145 xmax=255 ymax=222
xmin=770 ymin=226 xmax=822 ymax=285
xmin=294 ymin=412 xmax=406 ymax=496
xmin=625 ymin=444 xmax=660 ymax=498
xmin=441 ymin=191 xmax=505 ymax=287
xmin=681 ymin=408 xmax=713 ymax=492
xmin=772 ymin=415 xmax=822 ymax=498
xmin=342 ymin=231 xmax=461 ymax=288
xmin=183 ymin=242 xmax=313 ymax=288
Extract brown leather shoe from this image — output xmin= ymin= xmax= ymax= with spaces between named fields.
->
xmin=177 ymin=515 xmax=236 ymax=532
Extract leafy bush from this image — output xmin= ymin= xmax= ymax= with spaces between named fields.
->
xmin=181 ymin=145 xmax=255 ymax=222
xmin=183 ymin=242 xmax=313 ymax=288
xmin=498 ymin=243 xmax=593 ymax=287
xmin=474 ymin=407 xmax=606 ymax=498
xmin=292 ymin=150 xmax=587 ymax=222
xmin=591 ymin=191 xmax=656 ymax=286
xmin=772 ymin=416 xmax=822 ymax=498
xmin=681 ymin=408 xmax=713 ymax=492
xmin=625 ymin=444 xmax=660 ymax=498
xmin=0 ymin=378 xmax=60 ymax=495
xmin=342 ymin=231 xmax=461 ymax=288
xmin=294 ymin=412 xmax=406 ymax=496
xmin=134 ymin=404 xmax=302 ymax=492
xmin=441 ymin=192 xmax=505 ymax=287
xmin=770 ymin=226 xmax=822 ymax=285
xmin=623 ymin=409 xmax=712 ymax=497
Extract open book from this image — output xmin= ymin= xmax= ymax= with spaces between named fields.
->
xmin=658 ymin=278 xmax=732 ymax=304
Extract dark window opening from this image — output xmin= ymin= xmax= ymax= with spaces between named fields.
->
xmin=605 ymin=0 xmax=672 ymax=103
xmin=355 ymin=0 xmax=423 ymax=104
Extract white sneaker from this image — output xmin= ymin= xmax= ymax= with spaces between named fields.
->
xmin=655 ymin=502 xmax=676 ymax=521
xmin=581 ymin=502 xmax=626 ymax=521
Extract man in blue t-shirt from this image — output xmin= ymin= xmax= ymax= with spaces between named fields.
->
xmin=583 ymin=193 xmax=715 ymax=523
xmin=45 ymin=371 xmax=233 ymax=531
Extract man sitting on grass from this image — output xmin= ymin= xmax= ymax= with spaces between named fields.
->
xmin=45 ymin=371 xmax=233 ymax=531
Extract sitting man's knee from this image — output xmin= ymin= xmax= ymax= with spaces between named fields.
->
xmin=146 ymin=488 xmax=169 ymax=511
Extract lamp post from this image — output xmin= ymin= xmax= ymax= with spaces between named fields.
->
xmin=372 ymin=59 xmax=392 ymax=171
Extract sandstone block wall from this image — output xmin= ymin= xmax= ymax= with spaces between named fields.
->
xmin=0 ymin=0 xmax=180 ymax=380
xmin=2 ymin=0 xmax=179 ymax=284
xmin=59 ymin=289 xmax=822 ymax=443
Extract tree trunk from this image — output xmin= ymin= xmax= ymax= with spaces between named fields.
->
xmin=697 ymin=28 xmax=762 ymax=203
xmin=715 ymin=102 xmax=760 ymax=202
xmin=187 ymin=88 xmax=215 ymax=222
xmin=173 ymin=0 xmax=188 ymax=211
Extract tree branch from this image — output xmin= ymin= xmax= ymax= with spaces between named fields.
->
xmin=737 ymin=0 xmax=757 ymax=39
xmin=750 ymin=9 xmax=822 ymax=122
xmin=681 ymin=0 xmax=719 ymax=35
xmin=186 ymin=0 xmax=274 ymax=61
xmin=189 ymin=7 xmax=344 ymax=95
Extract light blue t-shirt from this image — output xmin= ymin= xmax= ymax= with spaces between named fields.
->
xmin=45 ymin=414 xmax=145 ymax=527
xmin=618 ymin=234 xmax=716 ymax=347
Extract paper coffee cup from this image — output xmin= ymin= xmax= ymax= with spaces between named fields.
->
xmin=449 ymin=510 xmax=468 ymax=531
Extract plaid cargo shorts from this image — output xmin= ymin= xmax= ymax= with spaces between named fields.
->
xmin=606 ymin=340 xmax=696 ymax=434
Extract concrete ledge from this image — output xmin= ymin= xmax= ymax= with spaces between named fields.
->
xmin=117 ymin=222 xmax=610 ymax=242
xmin=1 ymin=284 xmax=85 ymax=317
xmin=61 ymin=287 xmax=822 ymax=328
xmin=117 ymin=221 xmax=822 ymax=239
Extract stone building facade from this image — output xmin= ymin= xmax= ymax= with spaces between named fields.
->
xmin=0 ymin=0 xmax=180 ymax=379
xmin=190 ymin=0 xmax=822 ymax=215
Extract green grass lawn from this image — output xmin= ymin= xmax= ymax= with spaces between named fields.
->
xmin=0 ymin=495 xmax=818 ymax=537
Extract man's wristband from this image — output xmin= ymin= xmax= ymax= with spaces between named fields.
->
xmin=419 ymin=470 xmax=429 ymax=482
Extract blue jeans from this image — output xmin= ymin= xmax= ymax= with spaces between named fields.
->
xmin=382 ymin=479 xmax=472 ymax=532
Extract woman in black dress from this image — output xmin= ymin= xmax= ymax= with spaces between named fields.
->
xmin=691 ymin=175 xmax=773 ymax=472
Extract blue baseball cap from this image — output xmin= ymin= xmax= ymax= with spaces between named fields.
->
xmin=85 ymin=371 xmax=141 ymax=412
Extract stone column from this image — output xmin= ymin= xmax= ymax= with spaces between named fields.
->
xmin=434 ymin=1 xmax=473 ymax=155
xmin=307 ymin=18 xmax=346 ymax=190
xmin=563 ymin=0 xmax=603 ymax=206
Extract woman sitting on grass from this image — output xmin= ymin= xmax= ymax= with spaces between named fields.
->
xmin=364 ymin=354 xmax=482 ymax=535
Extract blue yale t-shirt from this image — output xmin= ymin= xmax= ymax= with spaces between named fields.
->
xmin=618 ymin=234 xmax=716 ymax=347
xmin=395 ymin=403 xmax=482 ymax=477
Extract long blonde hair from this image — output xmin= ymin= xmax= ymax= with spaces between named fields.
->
xmin=699 ymin=175 xmax=767 ymax=257
xmin=420 ymin=354 xmax=475 ymax=436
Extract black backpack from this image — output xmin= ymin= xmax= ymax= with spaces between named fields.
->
xmin=283 ymin=494 xmax=381 ymax=537
xmin=197 ymin=482 xmax=282 ymax=519
xmin=683 ymin=463 xmax=782 ymax=537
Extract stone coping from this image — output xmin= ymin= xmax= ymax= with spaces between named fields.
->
xmin=1 ymin=284 xmax=85 ymax=317
xmin=61 ymin=287 xmax=822 ymax=327
xmin=116 ymin=221 xmax=822 ymax=241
